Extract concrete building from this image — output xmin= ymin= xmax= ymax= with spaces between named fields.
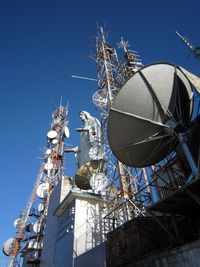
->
xmin=39 ymin=176 xmax=109 ymax=267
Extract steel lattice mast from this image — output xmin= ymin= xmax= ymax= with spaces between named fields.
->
xmin=90 ymin=26 xmax=149 ymax=214
xmin=5 ymin=105 xmax=69 ymax=266
xmin=91 ymin=27 xmax=128 ymax=199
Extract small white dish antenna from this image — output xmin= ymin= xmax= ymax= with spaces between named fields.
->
xmin=92 ymin=89 xmax=117 ymax=108
xmin=36 ymin=183 xmax=49 ymax=198
xmin=47 ymin=130 xmax=57 ymax=139
xmin=13 ymin=218 xmax=21 ymax=228
xmin=52 ymin=139 xmax=58 ymax=145
xmin=64 ymin=126 xmax=70 ymax=138
xmin=33 ymin=221 xmax=42 ymax=234
xmin=45 ymin=149 xmax=51 ymax=155
xmin=44 ymin=162 xmax=53 ymax=171
xmin=38 ymin=203 xmax=44 ymax=212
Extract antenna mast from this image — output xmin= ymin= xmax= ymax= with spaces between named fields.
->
xmin=91 ymin=26 xmax=119 ymax=113
xmin=118 ymin=37 xmax=143 ymax=79
xmin=91 ymin=26 xmax=147 ymax=203
xmin=6 ymin=105 xmax=69 ymax=266
xmin=176 ymin=31 xmax=200 ymax=62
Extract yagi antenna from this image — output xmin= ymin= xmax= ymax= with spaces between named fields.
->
xmin=71 ymin=75 xmax=97 ymax=82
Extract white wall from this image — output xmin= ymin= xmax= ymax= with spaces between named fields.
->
xmin=74 ymin=198 xmax=105 ymax=256
xmin=41 ymin=187 xmax=107 ymax=266
xmin=40 ymin=177 xmax=72 ymax=267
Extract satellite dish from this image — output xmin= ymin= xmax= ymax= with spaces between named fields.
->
xmin=47 ymin=130 xmax=57 ymax=139
xmin=45 ymin=149 xmax=51 ymax=155
xmin=36 ymin=183 xmax=49 ymax=198
xmin=38 ymin=203 xmax=44 ymax=212
xmin=89 ymin=146 xmax=104 ymax=160
xmin=75 ymin=160 xmax=105 ymax=190
xmin=108 ymin=63 xmax=193 ymax=167
xmin=52 ymin=139 xmax=58 ymax=145
xmin=33 ymin=221 xmax=42 ymax=234
xmin=64 ymin=126 xmax=70 ymax=138
xmin=44 ymin=162 xmax=53 ymax=170
xmin=3 ymin=238 xmax=16 ymax=256
xmin=13 ymin=218 xmax=21 ymax=228
xmin=92 ymin=89 xmax=118 ymax=108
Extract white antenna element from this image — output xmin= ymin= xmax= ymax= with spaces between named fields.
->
xmin=64 ymin=126 xmax=70 ymax=138
xmin=176 ymin=30 xmax=200 ymax=62
xmin=71 ymin=75 xmax=97 ymax=81
xmin=118 ymin=37 xmax=130 ymax=52
xmin=175 ymin=30 xmax=194 ymax=51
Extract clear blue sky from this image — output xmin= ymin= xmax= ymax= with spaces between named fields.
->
xmin=0 ymin=0 xmax=199 ymax=265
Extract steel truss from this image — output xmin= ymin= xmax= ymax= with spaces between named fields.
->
xmin=6 ymin=105 xmax=69 ymax=267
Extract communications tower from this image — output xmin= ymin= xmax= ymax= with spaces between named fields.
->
xmin=90 ymin=26 xmax=148 ymax=220
xmin=4 ymin=105 xmax=69 ymax=267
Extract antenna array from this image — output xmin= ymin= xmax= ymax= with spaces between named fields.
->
xmin=5 ymin=105 xmax=69 ymax=266
xmin=90 ymin=26 xmax=149 ymax=215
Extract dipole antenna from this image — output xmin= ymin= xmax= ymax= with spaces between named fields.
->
xmin=118 ymin=37 xmax=143 ymax=78
xmin=71 ymin=75 xmax=97 ymax=82
xmin=176 ymin=31 xmax=200 ymax=62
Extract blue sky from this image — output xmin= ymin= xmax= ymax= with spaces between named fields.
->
xmin=0 ymin=0 xmax=199 ymax=265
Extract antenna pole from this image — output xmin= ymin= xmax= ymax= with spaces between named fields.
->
xmin=176 ymin=31 xmax=200 ymax=62
xmin=100 ymin=26 xmax=114 ymax=105
xmin=6 ymin=104 xmax=69 ymax=266
xmin=91 ymin=26 xmax=135 ymax=199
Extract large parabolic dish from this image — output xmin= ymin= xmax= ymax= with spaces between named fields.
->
xmin=108 ymin=63 xmax=194 ymax=167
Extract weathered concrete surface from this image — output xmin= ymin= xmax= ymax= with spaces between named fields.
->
xmin=120 ymin=239 xmax=200 ymax=267
xmin=106 ymin=215 xmax=200 ymax=267
xmin=106 ymin=217 xmax=171 ymax=267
